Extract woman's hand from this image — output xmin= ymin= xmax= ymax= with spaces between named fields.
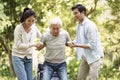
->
xmin=35 ymin=42 xmax=44 ymax=50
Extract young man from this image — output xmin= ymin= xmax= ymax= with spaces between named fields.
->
xmin=71 ymin=4 xmax=104 ymax=80
xmin=37 ymin=17 xmax=73 ymax=80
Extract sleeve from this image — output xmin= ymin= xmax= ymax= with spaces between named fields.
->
xmin=14 ymin=25 xmax=35 ymax=50
xmin=37 ymin=28 xmax=41 ymax=38
xmin=66 ymin=31 xmax=71 ymax=42
xmin=86 ymin=22 xmax=98 ymax=50
xmin=35 ymin=24 xmax=41 ymax=38
xmin=41 ymin=33 xmax=46 ymax=46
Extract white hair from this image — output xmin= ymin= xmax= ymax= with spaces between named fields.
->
xmin=49 ymin=17 xmax=62 ymax=27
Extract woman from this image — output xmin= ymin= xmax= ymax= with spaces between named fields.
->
xmin=12 ymin=8 xmax=41 ymax=80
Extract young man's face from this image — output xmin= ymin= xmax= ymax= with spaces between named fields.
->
xmin=50 ymin=23 xmax=61 ymax=37
xmin=72 ymin=8 xmax=83 ymax=21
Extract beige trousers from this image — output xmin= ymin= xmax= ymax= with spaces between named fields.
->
xmin=77 ymin=58 xmax=103 ymax=80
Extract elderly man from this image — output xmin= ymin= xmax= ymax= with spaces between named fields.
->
xmin=38 ymin=17 xmax=73 ymax=80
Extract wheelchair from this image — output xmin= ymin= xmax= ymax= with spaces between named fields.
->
xmin=36 ymin=64 xmax=59 ymax=80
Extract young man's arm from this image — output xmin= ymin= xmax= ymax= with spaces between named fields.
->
xmin=73 ymin=43 xmax=90 ymax=48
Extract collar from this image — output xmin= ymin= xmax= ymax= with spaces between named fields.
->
xmin=79 ymin=17 xmax=88 ymax=26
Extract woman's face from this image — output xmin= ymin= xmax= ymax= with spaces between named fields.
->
xmin=24 ymin=16 xmax=35 ymax=28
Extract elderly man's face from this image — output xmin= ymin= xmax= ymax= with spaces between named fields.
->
xmin=50 ymin=23 xmax=61 ymax=37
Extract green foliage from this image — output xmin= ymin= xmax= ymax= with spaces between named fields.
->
xmin=0 ymin=64 xmax=10 ymax=76
xmin=67 ymin=58 xmax=80 ymax=80
xmin=107 ymin=0 xmax=120 ymax=16
xmin=99 ymin=60 xmax=120 ymax=80
xmin=0 ymin=0 xmax=120 ymax=79
xmin=103 ymin=0 xmax=120 ymax=64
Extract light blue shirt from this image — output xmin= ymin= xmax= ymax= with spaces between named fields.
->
xmin=76 ymin=17 xmax=104 ymax=64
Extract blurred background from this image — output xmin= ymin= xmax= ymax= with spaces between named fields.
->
xmin=0 ymin=0 xmax=120 ymax=80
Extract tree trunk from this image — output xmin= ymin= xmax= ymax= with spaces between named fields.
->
xmin=2 ymin=40 xmax=15 ymax=76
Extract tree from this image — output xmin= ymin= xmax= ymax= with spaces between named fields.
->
xmin=1 ymin=0 xmax=120 ymax=79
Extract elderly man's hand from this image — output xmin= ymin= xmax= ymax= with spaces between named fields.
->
xmin=35 ymin=42 xmax=44 ymax=50
xmin=67 ymin=41 xmax=75 ymax=48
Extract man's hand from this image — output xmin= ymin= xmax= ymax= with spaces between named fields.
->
xmin=67 ymin=41 xmax=75 ymax=48
xmin=71 ymin=42 xmax=90 ymax=48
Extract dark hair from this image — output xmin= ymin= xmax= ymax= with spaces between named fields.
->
xmin=71 ymin=4 xmax=86 ymax=15
xmin=20 ymin=8 xmax=36 ymax=23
